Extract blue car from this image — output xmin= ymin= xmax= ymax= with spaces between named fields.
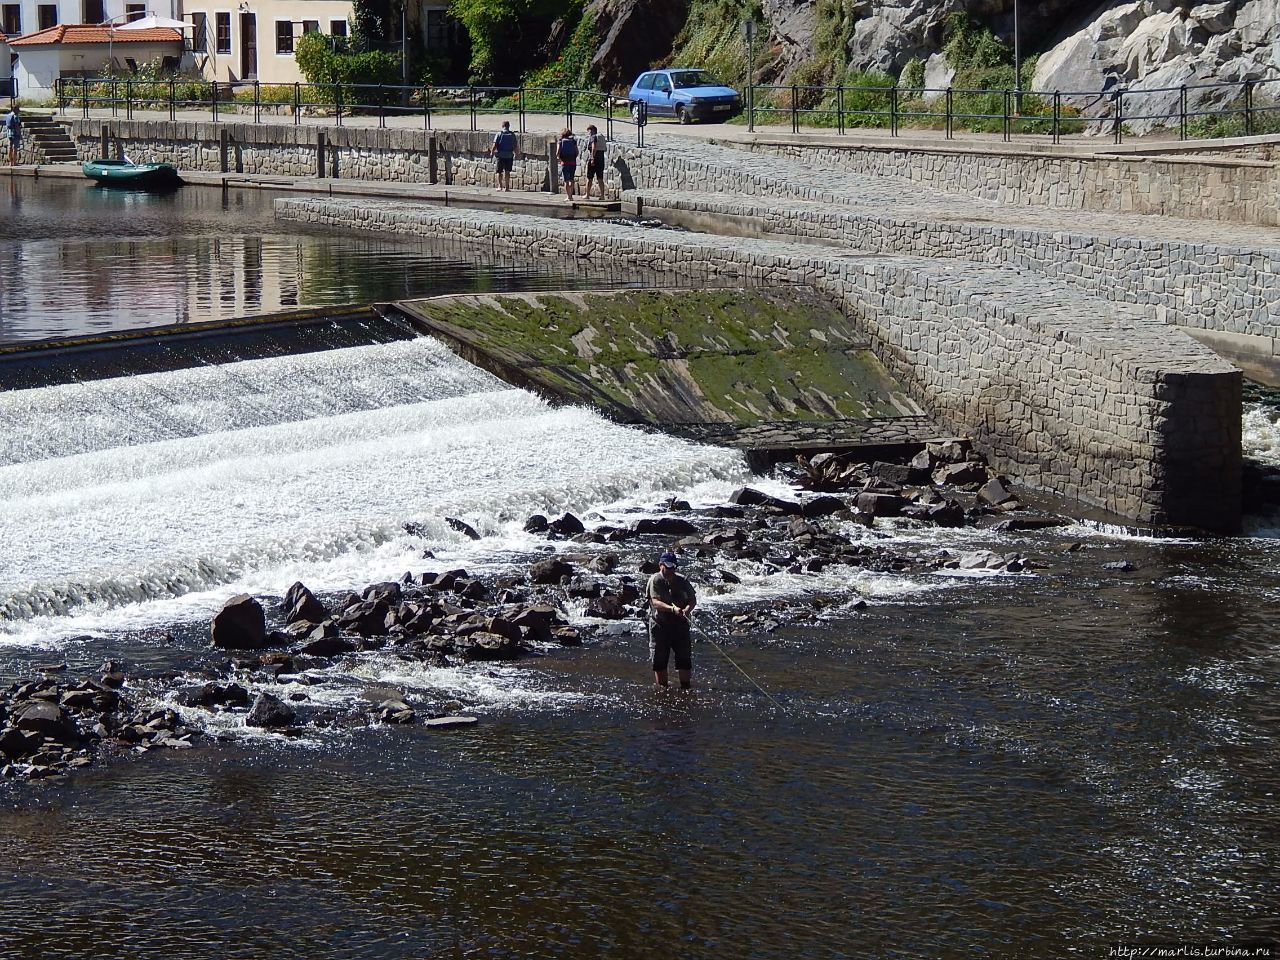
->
xmin=627 ymin=68 xmax=741 ymax=124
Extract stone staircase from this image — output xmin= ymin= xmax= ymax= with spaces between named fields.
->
xmin=22 ymin=113 xmax=78 ymax=164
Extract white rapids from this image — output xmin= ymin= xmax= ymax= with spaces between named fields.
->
xmin=0 ymin=337 xmax=753 ymax=642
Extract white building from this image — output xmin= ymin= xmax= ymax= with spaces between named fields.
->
xmin=11 ymin=22 xmax=181 ymax=98
xmin=181 ymin=0 xmax=353 ymax=85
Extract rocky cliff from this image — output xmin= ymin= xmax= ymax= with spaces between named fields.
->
xmin=582 ymin=0 xmax=1278 ymax=129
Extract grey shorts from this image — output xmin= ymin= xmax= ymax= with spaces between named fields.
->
xmin=649 ymin=620 xmax=692 ymax=672
xmin=495 ymin=156 xmax=514 ymax=173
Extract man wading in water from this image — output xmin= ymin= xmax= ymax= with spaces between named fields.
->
xmin=647 ymin=551 xmax=697 ymax=690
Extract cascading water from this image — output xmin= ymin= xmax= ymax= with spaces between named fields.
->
xmin=0 ymin=337 xmax=750 ymax=644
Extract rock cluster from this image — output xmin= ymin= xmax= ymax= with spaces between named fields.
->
xmin=1 ymin=662 xmax=194 ymax=782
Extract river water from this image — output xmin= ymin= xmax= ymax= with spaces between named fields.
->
xmin=0 ymin=182 xmax=1277 ymax=958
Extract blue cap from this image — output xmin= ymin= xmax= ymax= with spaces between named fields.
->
xmin=659 ymin=551 xmax=678 ymax=568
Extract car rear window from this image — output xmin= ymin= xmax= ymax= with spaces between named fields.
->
xmin=671 ymin=71 xmax=722 ymax=88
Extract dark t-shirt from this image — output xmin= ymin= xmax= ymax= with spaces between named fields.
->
xmin=646 ymin=572 xmax=696 ymax=627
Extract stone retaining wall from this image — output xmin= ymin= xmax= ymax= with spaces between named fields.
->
xmin=277 ymin=197 xmax=1243 ymax=532
xmin=66 ymin=119 xmax=623 ymax=194
xmin=632 ymin=190 xmax=1280 ymax=344
xmin=711 ymin=138 xmax=1280 ymax=227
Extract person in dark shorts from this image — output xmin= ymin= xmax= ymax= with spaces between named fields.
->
xmin=488 ymin=120 xmax=520 ymax=192
xmin=584 ymin=124 xmax=607 ymax=200
xmin=556 ymin=127 xmax=578 ymax=202
xmin=4 ymin=106 xmax=21 ymax=167
xmin=647 ymin=550 xmax=698 ymax=689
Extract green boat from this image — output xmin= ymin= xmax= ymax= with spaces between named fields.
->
xmin=82 ymin=158 xmax=183 ymax=189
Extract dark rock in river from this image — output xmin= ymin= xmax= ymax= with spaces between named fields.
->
xmin=511 ymin=604 xmax=558 ymax=642
xmin=211 ymin=594 xmax=268 ymax=650
xmin=586 ymin=592 xmax=628 ymax=619
xmin=299 ymin=634 xmax=358 ymax=658
xmin=524 ymin=514 xmax=550 ymax=533
xmin=457 ymin=631 xmax=524 ymax=662
xmin=871 ymin=461 xmax=929 ymax=486
xmin=730 ymin=487 xmax=802 ymax=514
xmin=446 ymin=517 xmax=482 ymax=541
xmin=802 ymin=495 xmax=846 ymax=519
xmin=927 ymin=439 xmax=972 ymax=464
xmin=548 ymin=512 xmax=586 ymax=537
xmin=176 ymin=682 xmax=251 ymax=709
xmin=855 ymin=492 xmax=906 ymax=518
xmin=336 ymin=600 xmax=390 ymax=637
xmin=979 ymin=515 xmax=1066 ymax=532
xmin=529 ymin=558 xmax=573 ymax=584
xmin=246 ymin=692 xmax=296 ymax=728
xmin=1103 ymin=560 xmax=1138 ymax=572
xmin=977 ymin=477 xmax=1019 ymax=508
xmin=0 ymin=727 xmax=39 ymax=759
xmin=633 ymin=516 xmax=699 ymax=536
xmin=282 ymin=581 xmax=328 ymax=626
xmin=363 ymin=582 xmax=403 ymax=606
xmin=933 ymin=461 xmax=988 ymax=487
xmin=14 ymin=701 xmax=74 ymax=739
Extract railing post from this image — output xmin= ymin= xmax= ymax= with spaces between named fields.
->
xmin=518 ymin=86 xmax=525 ymax=133
xmin=747 ymin=80 xmax=755 ymax=132
xmin=790 ymin=84 xmax=798 ymax=133
xmin=82 ymin=78 xmax=89 ymax=119
xmin=110 ymin=77 xmax=118 ymax=118
xmin=1179 ymin=85 xmax=1187 ymax=141
xmin=1114 ymin=88 xmax=1124 ymax=145
xmin=606 ymin=92 xmax=613 ymax=141
xmin=426 ymin=85 xmax=434 ymax=130
xmin=126 ymin=79 xmax=133 ymax=120
xmin=890 ymin=86 xmax=898 ymax=137
xmin=336 ymin=83 xmax=343 ymax=126
xmin=946 ymin=87 xmax=953 ymax=139
xmin=169 ymin=77 xmax=176 ymax=122
xmin=1052 ymin=90 xmax=1060 ymax=144
xmin=1003 ymin=89 xmax=1011 ymax=141
xmin=294 ymin=82 xmax=300 ymax=125
xmin=379 ymin=85 xmax=386 ymax=128
xmin=837 ymin=85 xmax=844 ymax=135
xmin=469 ymin=85 xmax=475 ymax=131
xmin=421 ymin=84 xmax=429 ymax=130
xmin=565 ymin=86 xmax=572 ymax=131
xmin=211 ymin=80 xmax=218 ymax=121
xmin=254 ymin=79 xmax=261 ymax=124
xmin=1244 ymin=78 xmax=1254 ymax=136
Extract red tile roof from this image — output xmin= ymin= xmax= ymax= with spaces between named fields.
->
xmin=10 ymin=24 xmax=183 ymax=46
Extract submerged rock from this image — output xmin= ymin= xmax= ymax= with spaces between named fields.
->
xmin=245 ymin=693 xmax=296 ymax=729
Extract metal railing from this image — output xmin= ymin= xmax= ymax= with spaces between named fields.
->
xmin=53 ymin=78 xmax=645 ymax=146
xmin=744 ymin=75 xmax=1280 ymax=143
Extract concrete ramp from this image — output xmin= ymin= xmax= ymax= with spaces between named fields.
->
xmin=393 ymin=288 xmax=949 ymax=458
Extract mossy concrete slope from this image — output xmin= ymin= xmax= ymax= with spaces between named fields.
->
xmin=395 ymin=287 xmax=930 ymax=435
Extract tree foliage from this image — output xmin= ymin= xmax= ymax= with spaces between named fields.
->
xmin=450 ymin=0 xmax=577 ymax=84
xmin=294 ymin=32 xmax=403 ymax=89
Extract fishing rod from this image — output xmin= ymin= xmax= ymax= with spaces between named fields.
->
xmin=689 ymin=619 xmax=788 ymax=714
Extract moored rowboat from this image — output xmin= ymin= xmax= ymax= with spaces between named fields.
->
xmin=82 ymin=158 xmax=182 ymax=189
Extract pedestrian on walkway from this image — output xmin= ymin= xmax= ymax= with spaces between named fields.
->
xmin=488 ymin=119 xmax=520 ymax=192
xmin=584 ymin=124 xmax=607 ymax=200
xmin=4 ymin=107 xmax=21 ymax=167
xmin=647 ymin=550 xmax=698 ymax=690
xmin=556 ymin=127 xmax=578 ymax=202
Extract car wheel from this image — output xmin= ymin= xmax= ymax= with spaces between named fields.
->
xmin=676 ymin=104 xmax=692 ymax=124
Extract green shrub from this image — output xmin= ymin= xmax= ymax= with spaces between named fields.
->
xmin=450 ymin=0 xmax=578 ymax=84
xmin=293 ymin=31 xmax=403 ymax=104
xmin=669 ymin=0 xmax=763 ymax=92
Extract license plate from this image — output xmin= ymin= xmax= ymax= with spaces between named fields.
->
xmin=714 ymin=104 xmax=732 ymax=111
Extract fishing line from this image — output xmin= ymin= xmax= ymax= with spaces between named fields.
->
xmin=689 ymin=619 xmax=788 ymax=713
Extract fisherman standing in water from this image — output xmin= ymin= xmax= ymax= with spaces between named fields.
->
xmin=647 ymin=551 xmax=697 ymax=690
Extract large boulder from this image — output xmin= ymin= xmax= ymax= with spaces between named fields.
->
xmin=529 ymin=558 xmax=573 ymax=584
xmin=281 ymin=581 xmax=328 ymax=626
xmin=245 ymin=693 xmax=296 ymax=728
xmin=211 ymin=595 xmax=268 ymax=650
xmin=586 ymin=0 xmax=692 ymax=90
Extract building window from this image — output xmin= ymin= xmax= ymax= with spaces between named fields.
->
xmin=189 ymin=11 xmax=207 ymax=52
xmin=423 ymin=7 xmax=459 ymax=49
xmin=302 ymin=19 xmax=318 ymax=34
xmin=37 ymin=3 xmax=57 ymax=28
xmin=329 ymin=19 xmax=346 ymax=37
xmin=83 ymin=0 xmax=104 ymax=22
xmin=1 ymin=5 xmax=21 ymax=35
xmin=215 ymin=11 xmax=230 ymax=54
xmin=275 ymin=20 xmax=293 ymax=54
xmin=125 ymin=3 xmax=145 ymax=21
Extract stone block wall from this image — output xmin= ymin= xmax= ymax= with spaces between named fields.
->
xmin=631 ymin=190 xmax=1280 ymax=341
xmin=65 ymin=119 xmax=623 ymax=194
xmin=711 ymin=139 xmax=1280 ymax=227
xmin=276 ymin=196 xmax=1243 ymax=532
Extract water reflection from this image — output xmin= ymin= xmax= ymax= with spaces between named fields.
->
xmin=0 ymin=179 xmax=650 ymax=342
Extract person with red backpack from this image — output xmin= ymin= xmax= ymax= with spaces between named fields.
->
xmin=556 ymin=127 xmax=579 ymax=202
